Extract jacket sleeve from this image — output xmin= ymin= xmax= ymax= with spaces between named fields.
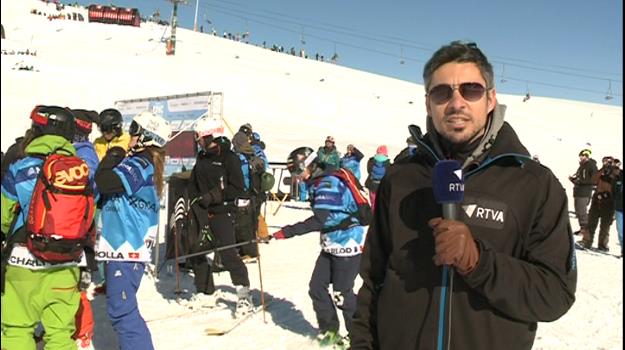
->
xmin=281 ymin=210 xmax=330 ymax=237
xmin=463 ymin=173 xmax=577 ymax=323
xmin=350 ymin=176 xmax=392 ymax=349
xmin=95 ymin=147 xmax=126 ymax=195
xmin=352 ymin=147 xmax=364 ymax=161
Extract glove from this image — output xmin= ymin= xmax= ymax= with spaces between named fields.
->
xmin=79 ymin=270 xmax=92 ymax=291
xmin=272 ymin=230 xmax=287 ymax=240
xmin=428 ymin=217 xmax=480 ymax=276
xmin=197 ymin=187 xmax=223 ymax=208
xmin=100 ymin=146 xmax=126 ymax=169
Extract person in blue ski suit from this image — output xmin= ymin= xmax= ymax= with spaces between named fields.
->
xmin=270 ymin=150 xmax=366 ymax=347
xmin=340 ymin=144 xmax=364 ymax=181
xmin=94 ymin=111 xmax=171 ymax=350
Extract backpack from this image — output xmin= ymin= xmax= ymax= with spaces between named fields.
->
xmin=371 ymin=159 xmax=387 ymax=181
xmin=26 ymin=153 xmax=95 ymax=264
xmin=330 ymin=168 xmax=372 ymax=226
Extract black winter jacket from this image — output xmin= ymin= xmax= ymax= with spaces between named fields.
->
xmin=188 ymin=146 xmax=244 ymax=214
xmin=572 ymin=159 xmax=598 ymax=198
xmin=351 ymin=111 xmax=577 ymax=350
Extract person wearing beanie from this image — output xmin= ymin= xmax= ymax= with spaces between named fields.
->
xmin=232 ymin=123 xmax=253 ymax=155
xmin=364 ymin=145 xmax=391 ymax=212
xmin=569 ymin=149 xmax=598 ymax=237
xmin=317 ymin=136 xmax=341 ymax=171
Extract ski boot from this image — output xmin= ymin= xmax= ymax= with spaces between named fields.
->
xmin=235 ymin=286 xmax=254 ymax=317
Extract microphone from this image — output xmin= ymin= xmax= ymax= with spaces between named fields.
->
xmin=432 ymin=159 xmax=464 ymax=350
xmin=432 ymin=160 xmax=464 ymax=219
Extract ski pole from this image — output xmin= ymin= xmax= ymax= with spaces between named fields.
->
xmin=175 ymin=238 xmax=259 ymax=261
xmin=255 ymin=238 xmax=267 ymax=322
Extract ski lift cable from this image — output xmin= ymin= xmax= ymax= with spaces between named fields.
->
xmin=195 ymin=3 xmax=623 ymax=95
xmin=200 ymin=0 xmax=622 ymax=80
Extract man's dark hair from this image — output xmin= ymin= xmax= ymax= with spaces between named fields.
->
xmin=423 ymin=41 xmax=495 ymax=92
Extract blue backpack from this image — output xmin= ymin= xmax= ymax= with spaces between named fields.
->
xmin=238 ymin=153 xmax=252 ymax=191
xmin=371 ymin=159 xmax=387 ymax=181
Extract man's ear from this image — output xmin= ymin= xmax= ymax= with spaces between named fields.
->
xmin=487 ymin=89 xmax=497 ymax=114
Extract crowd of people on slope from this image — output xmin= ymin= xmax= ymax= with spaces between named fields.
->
xmin=570 ymin=149 xmax=623 ymax=255
xmin=2 ymin=40 xmax=617 ymax=350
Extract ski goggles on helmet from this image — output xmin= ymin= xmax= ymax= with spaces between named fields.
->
xmin=427 ymin=82 xmax=488 ymax=105
xmin=129 ymin=120 xmax=143 ymax=136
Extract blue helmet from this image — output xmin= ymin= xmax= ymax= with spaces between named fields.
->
xmin=252 ymin=132 xmax=261 ymax=142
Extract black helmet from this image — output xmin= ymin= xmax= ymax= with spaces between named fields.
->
xmin=286 ymin=146 xmax=314 ymax=176
xmin=30 ymin=105 xmax=76 ymax=141
xmin=99 ymin=108 xmax=123 ymax=136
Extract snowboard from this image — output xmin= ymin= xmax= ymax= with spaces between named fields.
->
xmin=204 ymin=297 xmax=273 ymax=336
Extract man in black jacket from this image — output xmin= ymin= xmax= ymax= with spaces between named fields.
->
xmin=350 ymin=41 xmax=577 ymax=350
xmin=569 ymin=149 xmax=598 ymax=235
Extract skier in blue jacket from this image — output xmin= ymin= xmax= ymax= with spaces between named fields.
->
xmin=270 ymin=149 xmax=366 ymax=348
xmin=95 ymin=111 xmax=171 ymax=350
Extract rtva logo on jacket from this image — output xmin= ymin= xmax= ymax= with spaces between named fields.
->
xmin=461 ymin=196 xmax=506 ymax=229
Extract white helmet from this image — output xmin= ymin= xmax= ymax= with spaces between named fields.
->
xmin=130 ymin=111 xmax=172 ymax=148
xmin=194 ymin=116 xmax=224 ymax=139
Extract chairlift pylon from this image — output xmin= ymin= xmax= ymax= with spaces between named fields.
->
xmin=399 ymin=45 xmax=405 ymax=65
xmin=500 ymin=64 xmax=507 ymax=83
xmin=605 ymin=80 xmax=614 ymax=100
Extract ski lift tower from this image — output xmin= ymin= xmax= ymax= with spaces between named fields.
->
xmin=167 ymin=0 xmax=188 ymax=55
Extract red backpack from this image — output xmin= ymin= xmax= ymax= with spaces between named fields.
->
xmin=26 ymin=153 xmax=95 ymax=264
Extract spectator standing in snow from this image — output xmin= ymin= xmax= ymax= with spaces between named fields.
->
xmin=317 ymin=136 xmax=341 ymax=171
xmin=393 ymin=136 xmax=418 ymax=164
xmin=350 ymin=41 xmax=576 ymax=350
xmin=95 ymin=111 xmax=171 ymax=350
xmin=270 ymin=150 xmax=366 ymax=348
xmin=580 ymin=156 xmax=619 ymax=251
xmin=340 ymin=144 xmax=364 ymax=181
xmin=186 ymin=117 xmax=253 ymax=316
xmin=364 ymin=145 xmax=391 ymax=213
xmin=568 ymin=149 xmax=597 ymax=236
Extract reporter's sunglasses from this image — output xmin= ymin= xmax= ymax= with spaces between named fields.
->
xmin=427 ymin=82 xmax=488 ymax=105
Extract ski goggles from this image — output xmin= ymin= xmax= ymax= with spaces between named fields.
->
xmin=427 ymin=82 xmax=488 ymax=105
xmin=129 ymin=121 xmax=143 ymax=136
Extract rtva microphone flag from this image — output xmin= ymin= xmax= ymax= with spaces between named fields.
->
xmin=432 ymin=160 xmax=464 ymax=204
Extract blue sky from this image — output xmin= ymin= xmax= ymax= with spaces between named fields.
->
xmin=81 ymin=0 xmax=622 ymax=105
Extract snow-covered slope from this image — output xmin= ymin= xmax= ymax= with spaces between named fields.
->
xmin=1 ymin=1 xmax=622 ymax=349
